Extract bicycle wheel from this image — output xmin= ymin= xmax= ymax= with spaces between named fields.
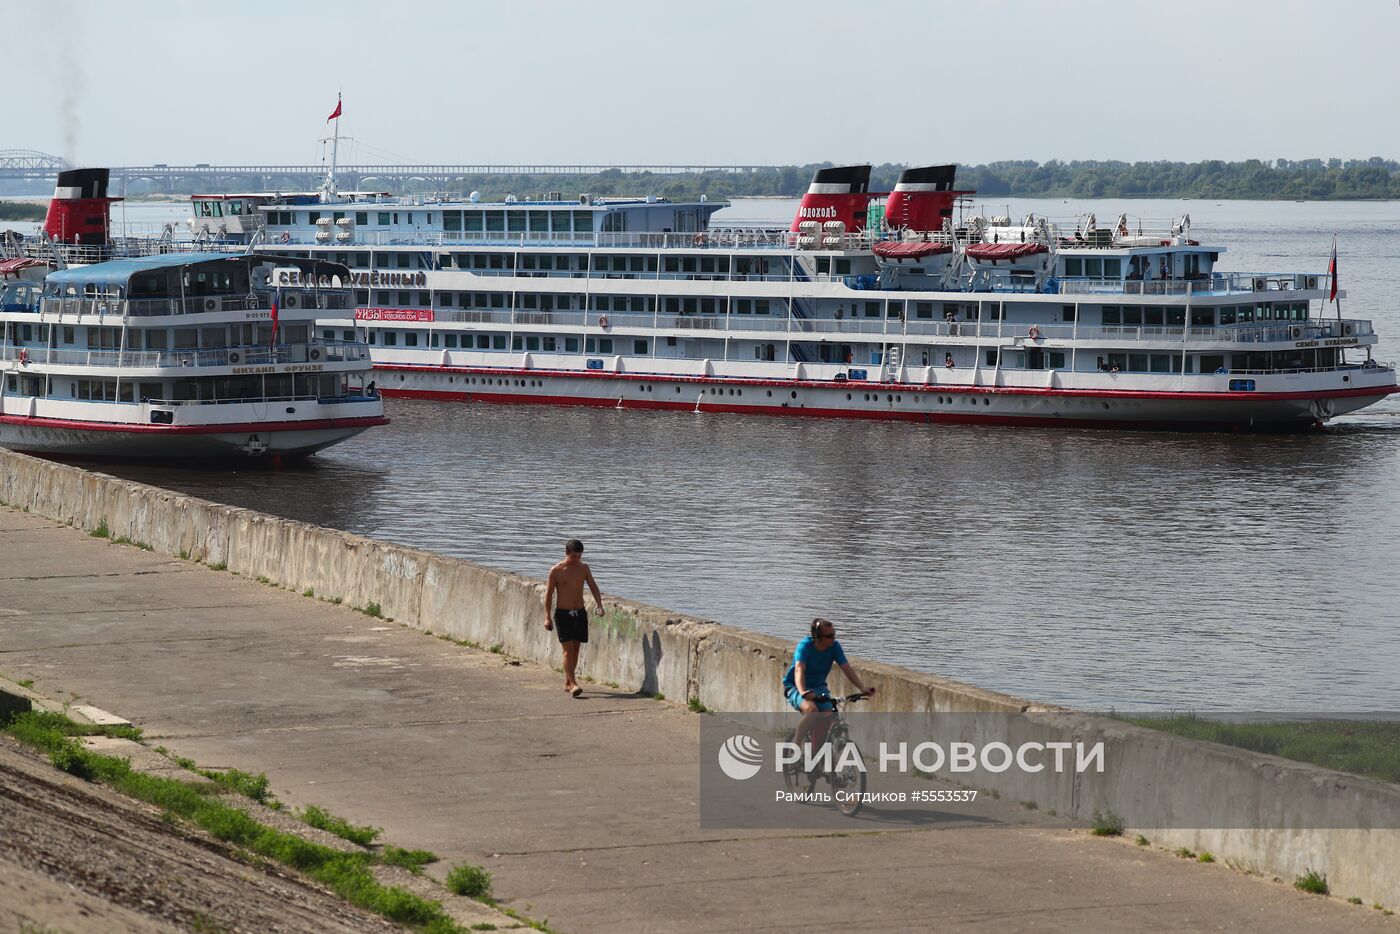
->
xmin=830 ymin=736 xmax=867 ymax=816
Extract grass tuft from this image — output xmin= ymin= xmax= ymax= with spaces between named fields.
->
xmin=208 ymin=561 xmax=227 ymax=571
xmin=1021 ymin=800 xmax=1038 ymax=810
xmin=90 ymin=519 xmax=109 ymax=539
xmin=197 ymin=767 xmax=273 ymax=804
xmin=651 ymin=692 xmax=665 ymax=701
xmin=302 ymin=588 xmax=315 ymax=598
xmin=299 ymin=804 xmax=381 ymax=846
xmin=17 ymin=679 xmax=33 ymax=689
xmin=1089 ymin=807 xmax=1124 ymax=837
xmin=488 ymin=643 xmax=504 ymax=655
xmin=1134 ymin=834 xmax=1149 ymax=846
xmin=445 ymin=862 xmax=492 ymax=899
xmin=1198 ymin=852 xmax=1215 ymax=863
xmin=362 ymin=602 xmax=383 ymax=618
xmin=687 ymin=698 xmax=710 ymax=714
xmin=379 ymin=845 xmax=439 ymax=874
xmin=1294 ymin=869 xmax=1328 ymax=895
xmin=1175 ymin=847 xmax=1196 ymax=859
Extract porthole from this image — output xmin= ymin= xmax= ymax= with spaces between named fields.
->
xmin=896 ymin=395 xmax=902 ymax=402
xmin=887 ymin=394 xmax=894 ymax=402
xmin=791 ymin=390 xmax=798 ymax=399
xmin=1103 ymin=402 xmax=1111 ymax=410
xmin=846 ymin=393 xmax=852 ymax=400
xmin=398 ymin=374 xmax=404 ymax=381
xmin=863 ymin=393 xmax=869 ymax=401
xmin=982 ymin=398 xmax=990 ymax=406
xmin=675 ymin=386 xmax=681 ymax=393
xmin=737 ymin=389 xmax=742 ymax=396
xmin=767 ymin=390 xmax=773 ymax=397
xmin=448 ymin=377 xmax=453 ymax=383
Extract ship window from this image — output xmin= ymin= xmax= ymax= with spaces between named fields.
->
xmin=355 ymin=212 xmax=368 ymax=226
xmin=888 ymin=301 xmax=903 ymax=318
xmin=915 ymin=302 xmax=933 ymax=319
xmin=835 ymin=259 xmax=851 ymax=275
xmin=1128 ymin=353 xmax=1148 ymax=371
xmin=508 ymin=211 xmax=526 ymax=233
xmin=1144 ymin=307 xmax=1164 ymax=326
xmin=486 ymin=212 xmax=505 ymax=232
xmin=1063 ymin=257 xmax=1082 ymax=276
xmin=384 ymin=332 xmax=397 ymax=346
xmin=756 ymin=300 xmax=771 ymax=315
xmin=633 ymin=339 xmax=648 ymax=355
xmin=1049 ymin=351 xmax=1066 ymax=368
xmin=526 ymin=336 xmax=540 ymax=351
xmin=1122 ymin=307 xmax=1143 ymax=326
xmin=1150 ymin=354 xmax=1173 ymax=373
xmin=322 ymin=329 xmax=335 ymax=341
xmin=565 ymin=337 xmax=579 ymax=352
xmin=985 ymin=349 xmax=998 ymax=366
xmin=445 ymin=334 xmax=457 ymax=348
xmin=1218 ymin=307 xmax=1237 ymax=325
xmin=735 ymin=299 xmax=750 ymax=314
xmin=461 ymin=212 xmax=482 ymax=232
xmin=1166 ymin=307 xmax=1185 ymax=326
xmin=479 ymin=335 xmax=491 ymax=349
xmin=816 ymin=257 xmax=830 ymax=275
xmin=367 ymin=332 xmax=376 ymax=344
xmin=1191 ymin=308 xmax=1214 ymax=326
xmin=529 ymin=212 xmax=548 ymax=233
xmin=865 ymin=302 xmax=880 ymax=318
xmin=1062 ymin=305 xmax=1076 ymax=322
xmin=444 ymin=212 xmax=462 ymax=232
xmin=1200 ymin=354 xmax=1225 ymax=373
xmin=1084 ymin=257 xmax=1103 ymax=277
xmin=405 ymin=332 xmax=418 ymax=347
xmin=1104 ymin=258 xmax=1122 ymax=278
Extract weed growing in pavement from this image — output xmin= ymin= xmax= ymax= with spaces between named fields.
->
xmin=208 ymin=561 xmax=227 ymax=571
xmin=651 ymin=692 xmax=665 ymax=701
xmin=1021 ymin=800 xmax=1038 ymax=810
xmin=1349 ymin=896 xmax=1363 ymax=905
xmin=1198 ymin=852 xmax=1215 ymax=863
xmin=302 ymin=588 xmax=314 ymax=598
xmin=90 ymin=519 xmax=109 ymax=539
xmin=445 ymin=863 xmax=492 ymax=898
xmin=17 ymin=679 xmax=33 ymax=689
xmin=1090 ymin=808 xmax=1124 ymax=836
xmin=1175 ymin=847 xmax=1196 ymax=859
xmin=299 ymin=804 xmax=381 ymax=846
xmin=111 ymin=536 xmax=153 ymax=550
xmin=687 ymin=698 xmax=710 ymax=714
xmin=380 ymin=845 xmax=439 ymax=875
xmin=1294 ymin=870 xmax=1329 ymax=895
xmin=488 ymin=643 xmax=504 ymax=654
xmin=1134 ymin=834 xmax=1149 ymax=846
xmin=361 ymin=602 xmax=382 ymax=618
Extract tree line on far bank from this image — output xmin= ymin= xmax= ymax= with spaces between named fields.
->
xmin=443 ymin=157 xmax=1400 ymax=202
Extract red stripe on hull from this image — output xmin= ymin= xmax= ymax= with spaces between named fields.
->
xmin=373 ymin=363 xmax=1397 ymax=405
xmin=379 ymin=388 xmax=1325 ymax=432
xmin=0 ymin=414 xmax=389 ymax=435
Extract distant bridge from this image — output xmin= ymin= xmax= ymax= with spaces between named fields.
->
xmin=0 ymin=152 xmax=780 ymax=194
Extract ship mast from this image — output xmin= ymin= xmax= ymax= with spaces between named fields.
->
xmin=321 ymin=92 xmax=343 ymax=203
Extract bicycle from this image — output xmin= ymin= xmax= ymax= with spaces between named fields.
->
xmin=782 ymin=692 xmax=870 ymax=816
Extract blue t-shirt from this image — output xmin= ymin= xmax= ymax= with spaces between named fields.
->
xmin=782 ymin=636 xmax=848 ymax=694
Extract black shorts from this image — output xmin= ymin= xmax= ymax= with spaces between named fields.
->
xmin=553 ymin=608 xmax=588 ymax=644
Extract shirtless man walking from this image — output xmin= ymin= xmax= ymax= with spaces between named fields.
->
xmin=544 ymin=539 xmax=604 ymax=697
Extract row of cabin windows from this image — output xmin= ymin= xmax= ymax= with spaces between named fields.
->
xmin=1061 ymin=257 xmax=1124 ymax=278
xmin=1100 ymin=302 xmax=1310 ymax=326
xmin=441 ymin=210 xmax=595 ymax=234
xmin=3 ymin=324 xmax=306 ymax=350
xmin=365 ymin=330 xmax=632 ymax=355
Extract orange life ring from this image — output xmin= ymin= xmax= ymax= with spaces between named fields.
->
xmin=598 ymin=315 xmax=609 ymax=329
xmin=1028 ymin=326 xmax=1042 ymax=340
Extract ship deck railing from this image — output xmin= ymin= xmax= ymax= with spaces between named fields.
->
xmin=1057 ymin=272 xmax=1332 ymax=297
xmin=422 ymin=308 xmax=1372 ymax=344
xmin=33 ymin=291 xmax=352 ymax=318
xmin=143 ymin=393 xmax=375 ymax=407
xmin=0 ymin=340 xmax=370 ymax=369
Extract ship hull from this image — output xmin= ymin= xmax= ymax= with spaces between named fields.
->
xmin=374 ymin=365 xmax=1394 ymax=432
xmin=0 ymin=415 xmax=387 ymax=460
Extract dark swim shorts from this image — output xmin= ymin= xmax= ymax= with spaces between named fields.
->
xmin=553 ymin=608 xmax=589 ymax=644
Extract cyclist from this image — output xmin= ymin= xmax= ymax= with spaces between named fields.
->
xmin=783 ymin=618 xmax=875 ymax=752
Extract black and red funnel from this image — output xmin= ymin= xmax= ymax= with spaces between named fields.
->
xmin=43 ymin=168 xmax=121 ymax=245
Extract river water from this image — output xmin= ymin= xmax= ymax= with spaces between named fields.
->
xmin=74 ymin=198 xmax=1400 ymax=712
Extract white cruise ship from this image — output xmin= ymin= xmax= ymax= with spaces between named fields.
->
xmin=27 ymin=164 xmax=1400 ymax=432
xmin=0 ymin=170 xmax=386 ymax=459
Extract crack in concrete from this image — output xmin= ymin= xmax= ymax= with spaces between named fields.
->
xmin=0 ymin=567 xmax=193 ymax=582
xmin=147 ymin=705 xmax=678 ymax=739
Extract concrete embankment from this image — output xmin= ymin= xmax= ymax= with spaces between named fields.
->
xmin=2 ymin=448 xmax=1396 ymax=910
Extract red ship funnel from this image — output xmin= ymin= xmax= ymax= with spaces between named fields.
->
xmin=790 ymin=165 xmax=873 ymax=232
xmin=43 ymin=168 xmax=121 ymax=245
xmin=883 ymin=164 xmax=971 ymax=232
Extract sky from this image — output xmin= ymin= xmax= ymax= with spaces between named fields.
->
xmin=12 ymin=0 xmax=1400 ymax=168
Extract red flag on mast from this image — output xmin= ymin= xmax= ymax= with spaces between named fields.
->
xmin=327 ymin=95 xmax=342 ymax=122
xmin=1327 ymin=237 xmax=1338 ymax=303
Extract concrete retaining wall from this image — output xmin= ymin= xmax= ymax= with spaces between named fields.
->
xmin=2 ymin=449 xmax=1395 ymax=906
